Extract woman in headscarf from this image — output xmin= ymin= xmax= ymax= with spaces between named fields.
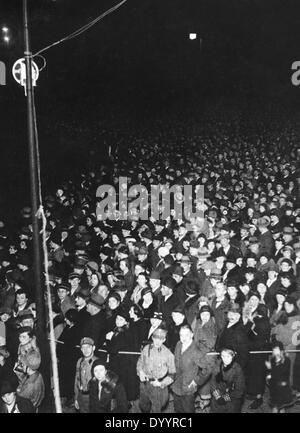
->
xmin=271 ymin=297 xmax=300 ymax=389
xmin=105 ymin=308 xmax=132 ymax=402
xmin=266 ymin=341 xmax=295 ymax=413
xmin=211 ymin=347 xmax=245 ymax=413
xmin=245 ymin=303 xmax=271 ymax=409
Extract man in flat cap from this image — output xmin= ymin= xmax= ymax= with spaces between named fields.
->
xmin=82 ymin=293 xmax=106 ymax=349
xmin=74 ymin=337 xmax=98 ymax=413
xmin=257 ymin=216 xmax=275 ymax=257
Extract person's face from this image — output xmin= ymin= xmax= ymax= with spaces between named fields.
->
xmin=200 ymin=311 xmax=211 ymax=323
xmin=137 ymin=253 xmax=147 ymax=262
xmin=134 ymin=266 xmax=143 ymax=277
xmin=215 ymin=284 xmax=226 ymax=299
xmin=179 ymin=227 xmax=186 ymax=237
xmin=75 ymin=295 xmax=86 ymax=308
xmin=112 ymin=234 xmax=120 ymax=244
xmin=57 ymin=288 xmax=68 ymax=301
xmin=247 ymin=258 xmax=257 ymax=268
xmin=152 ymin=336 xmax=165 ymax=349
xmin=108 ymin=297 xmax=119 ymax=310
xmin=22 ymin=318 xmax=34 ymax=328
xmin=150 ymin=318 xmax=161 ymax=328
xmin=2 ymin=392 xmax=15 ymax=406
xmin=220 ymin=237 xmax=229 ymax=248
xmin=181 ymin=262 xmax=190 ymax=273
xmin=227 ymin=286 xmax=238 ymax=298
xmin=19 ymin=332 xmax=30 ymax=345
xmin=0 ymin=313 xmax=10 ymax=323
xmin=172 ymin=274 xmax=182 ymax=284
xmin=152 ymin=240 xmax=161 ymax=249
xmin=179 ymin=328 xmax=193 ymax=345
xmin=276 ymin=294 xmax=285 ymax=305
xmin=70 ymin=277 xmax=80 ymax=289
xmin=249 ymin=296 xmax=259 ymax=309
xmin=240 ymin=228 xmax=248 ymax=238
xmin=129 ymin=307 xmax=137 ymax=320
xmin=272 ymin=346 xmax=282 ymax=358
xmin=119 ymin=261 xmax=127 ymax=272
xmin=221 ymin=351 xmax=234 ymax=366
xmin=257 ymin=283 xmax=267 ymax=295
xmin=116 ymin=315 xmax=127 ymax=328
xmin=93 ymin=365 xmax=106 ymax=381
xmin=280 ymin=262 xmax=291 ymax=273
xmin=147 ymin=279 xmax=160 ymax=295
xmin=161 ymin=285 xmax=171 ymax=297
xmin=260 ymin=256 xmax=268 ymax=265
xmin=137 ymin=275 xmax=147 ymax=286
xmin=227 ymin=311 xmax=240 ymax=324
xmin=143 ymin=292 xmax=153 ymax=303
xmin=281 ymin=277 xmax=291 ymax=288
xmin=282 ymin=250 xmax=292 ymax=259
xmin=284 ymin=302 xmax=294 ymax=314
xmin=283 ymin=234 xmax=293 ymax=243
xmin=81 ymin=344 xmax=94 ymax=358
xmin=90 ymin=274 xmax=99 ymax=288
xmin=172 ymin=312 xmax=184 ymax=325
xmin=16 ymin=293 xmax=27 ymax=306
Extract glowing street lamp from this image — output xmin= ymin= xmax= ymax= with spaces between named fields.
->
xmin=2 ymin=26 xmax=9 ymax=33
xmin=3 ymin=35 xmax=10 ymax=43
xmin=189 ymin=33 xmax=197 ymax=40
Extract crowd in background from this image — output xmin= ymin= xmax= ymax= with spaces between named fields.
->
xmin=0 ymin=105 xmax=299 ymax=413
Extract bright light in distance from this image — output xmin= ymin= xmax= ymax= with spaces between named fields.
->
xmin=189 ymin=33 xmax=197 ymax=40
xmin=2 ymin=27 xmax=9 ymax=33
xmin=3 ymin=36 xmax=10 ymax=43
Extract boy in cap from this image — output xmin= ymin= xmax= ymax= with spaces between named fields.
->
xmin=74 ymin=337 xmax=98 ymax=413
xmin=0 ymin=379 xmax=34 ymax=413
xmin=137 ymin=327 xmax=175 ymax=413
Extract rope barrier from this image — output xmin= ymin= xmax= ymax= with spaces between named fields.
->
xmin=50 ymin=338 xmax=300 ymax=356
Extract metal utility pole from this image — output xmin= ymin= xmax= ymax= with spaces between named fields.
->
xmin=23 ymin=0 xmax=45 ymax=342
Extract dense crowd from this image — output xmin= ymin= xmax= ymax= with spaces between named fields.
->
xmin=0 ymin=106 xmax=299 ymax=413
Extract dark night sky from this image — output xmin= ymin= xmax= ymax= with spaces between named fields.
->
xmin=0 ymin=0 xmax=300 ymax=215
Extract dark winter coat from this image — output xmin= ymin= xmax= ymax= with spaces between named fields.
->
xmin=89 ymin=371 xmax=128 ymax=413
xmin=211 ymin=360 xmax=245 ymax=413
xmin=0 ymin=395 xmax=35 ymax=413
xmin=217 ymin=320 xmax=249 ymax=369
xmin=246 ymin=316 xmax=270 ymax=395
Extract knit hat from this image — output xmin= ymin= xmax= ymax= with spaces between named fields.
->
xmin=76 ymin=288 xmax=90 ymax=299
xmin=172 ymin=265 xmax=184 ymax=276
xmin=87 ymin=293 xmax=105 ymax=308
xmin=161 ymin=276 xmax=176 ymax=291
xmin=199 ymin=305 xmax=212 ymax=315
xmin=92 ymin=353 xmax=108 ymax=370
xmin=0 ymin=380 xmax=17 ymax=396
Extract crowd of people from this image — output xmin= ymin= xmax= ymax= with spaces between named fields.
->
xmin=0 ymin=105 xmax=299 ymax=413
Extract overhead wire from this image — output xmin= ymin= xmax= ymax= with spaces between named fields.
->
xmin=32 ymin=0 xmax=128 ymax=58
